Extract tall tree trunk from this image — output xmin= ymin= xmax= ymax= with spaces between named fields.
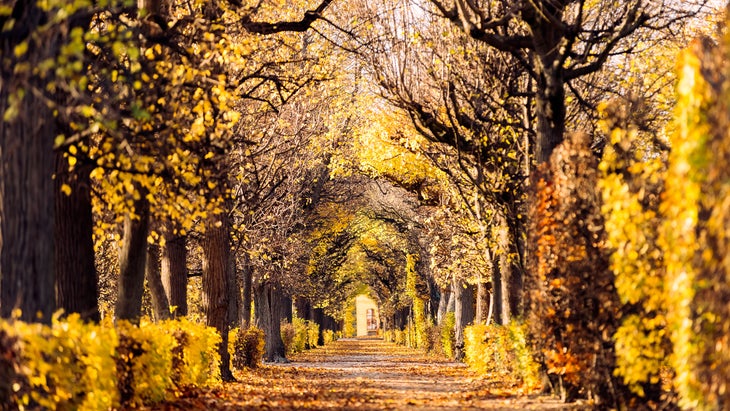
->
xmin=0 ymin=3 xmax=57 ymax=323
xmin=492 ymin=254 xmax=505 ymax=325
xmin=116 ymin=185 xmax=150 ymax=321
xmin=437 ymin=287 xmax=449 ymax=325
xmin=161 ymin=231 xmax=187 ymax=317
xmin=295 ymin=297 xmax=311 ymax=320
xmin=525 ymin=6 xmax=567 ymax=165
xmin=54 ymin=154 xmax=99 ymax=322
xmin=241 ymin=253 xmax=252 ymax=328
xmin=226 ymin=250 xmax=240 ymax=329
xmin=453 ymin=277 xmax=465 ymax=361
xmin=494 ymin=212 xmax=514 ymax=324
xmin=534 ymin=71 xmax=566 ymax=163
xmin=446 ymin=282 xmax=456 ymax=314
xmin=461 ymin=283 xmax=476 ymax=327
xmin=476 ymin=279 xmax=487 ymax=325
xmin=146 ymin=242 xmax=170 ymax=321
xmin=281 ymin=294 xmax=293 ymax=323
xmin=254 ymin=281 xmax=287 ymax=362
xmin=202 ymin=211 xmax=235 ymax=381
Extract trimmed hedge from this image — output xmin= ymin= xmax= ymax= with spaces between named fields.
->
xmin=0 ymin=314 xmax=221 ymax=410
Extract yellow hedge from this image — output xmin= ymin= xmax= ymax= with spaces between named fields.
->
xmin=464 ymin=323 xmax=540 ymax=390
xmin=0 ymin=314 xmax=221 ymax=411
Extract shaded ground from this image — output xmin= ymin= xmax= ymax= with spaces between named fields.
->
xmin=146 ymin=338 xmax=591 ymax=410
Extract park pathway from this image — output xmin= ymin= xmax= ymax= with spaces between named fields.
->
xmin=147 ymin=338 xmax=589 ymax=410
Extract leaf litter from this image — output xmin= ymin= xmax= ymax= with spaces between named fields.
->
xmin=140 ymin=338 xmax=591 ymax=410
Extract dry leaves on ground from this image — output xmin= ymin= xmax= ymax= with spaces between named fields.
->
xmin=141 ymin=339 xmax=591 ymax=410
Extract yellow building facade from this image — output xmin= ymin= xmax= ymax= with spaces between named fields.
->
xmin=355 ymin=294 xmax=379 ymax=337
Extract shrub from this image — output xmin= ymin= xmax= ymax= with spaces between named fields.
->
xmin=440 ymin=312 xmax=455 ymax=359
xmin=659 ymin=37 xmax=730 ymax=410
xmin=116 ymin=319 xmax=176 ymax=406
xmin=306 ymin=321 xmax=320 ymax=349
xmin=1 ymin=315 xmax=221 ymax=410
xmin=0 ymin=323 xmax=27 ymax=410
xmin=231 ymin=327 xmax=265 ymax=369
xmin=394 ymin=329 xmax=406 ymax=346
xmin=280 ymin=321 xmax=297 ymax=355
xmin=526 ymin=133 xmax=622 ymax=403
xmin=598 ymin=98 xmax=672 ymax=405
xmin=16 ymin=314 xmax=120 ymax=410
xmin=464 ymin=323 xmax=540 ymax=390
xmin=166 ymin=318 xmax=221 ymax=388
xmin=322 ymin=329 xmax=336 ymax=345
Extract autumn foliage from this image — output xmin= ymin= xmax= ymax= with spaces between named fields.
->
xmin=0 ymin=315 xmax=220 ymax=410
xmin=658 ymin=34 xmax=730 ymax=410
xmin=526 ymin=133 xmax=623 ymax=404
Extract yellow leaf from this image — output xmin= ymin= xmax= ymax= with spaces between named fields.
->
xmin=61 ymin=184 xmax=72 ymax=196
xmin=13 ymin=41 xmax=28 ymax=57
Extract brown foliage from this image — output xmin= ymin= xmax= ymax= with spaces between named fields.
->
xmin=526 ymin=133 xmax=623 ymax=404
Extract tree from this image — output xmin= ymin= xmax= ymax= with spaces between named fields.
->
xmin=428 ymin=0 xmax=709 ymax=163
xmin=0 ymin=1 xmax=66 ymax=323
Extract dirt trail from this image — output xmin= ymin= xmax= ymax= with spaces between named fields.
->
xmin=149 ymin=338 xmax=589 ymax=410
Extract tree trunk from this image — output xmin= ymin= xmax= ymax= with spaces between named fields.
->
xmin=534 ymin=71 xmax=566 ymax=163
xmin=202 ymin=211 xmax=235 ymax=381
xmin=281 ymin=294 xmax=293 ymax=323
xmin=116 ymin=185 xmax=150 ymax=322
xmin=161 ymin=231 xmax=187 ymax=317
xmin=525 ymin=6 xmax=567 ymax=165
xmin=437 ymin=287 xmax=449 ymax=325
xmin=453 ymin=278 xmax=465 ymax=361
xmin=295 ymin=297 xmax=312 ymax=320
xmin=476 ymin=278 xmax=489 ymax=325
xmin=446 ymin=282 xmax=456 ymax=314
xmin=0 ymin=3 xmax=57 ymax=323
xmin=226 ymin=250 xmax=240 ymax=329
xmin=461 ymin=283 xmax=476 ymax=327
xmin=241 ymin=254 xmax=252 ymax=328
xmin=145 ymin=242 xmax=170 ymax=321
xmin=494 ymin=212 xmax=513 ymax=325
xmin=254 ymin=281 xmax=287 ymax=362
xmin=54 ymin=154 xmax=99 ymax=322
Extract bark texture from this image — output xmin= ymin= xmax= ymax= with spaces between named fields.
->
xmin=116 ymin=186 xmax=150 ymax=321
xmin=255 ymin=281 xmax=287 ymax=362
xmin=0 ymin=3 xmax=57 ymax=322
xmin=202 ymin=213 xmax=235 ymax=381
xmin=146 ymin=242 xmax=170 ymax=321
xmin=161 ymin=232 xmax=187 ymax=317
xmin=54 ymin=154 xmax=99 ymax=321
